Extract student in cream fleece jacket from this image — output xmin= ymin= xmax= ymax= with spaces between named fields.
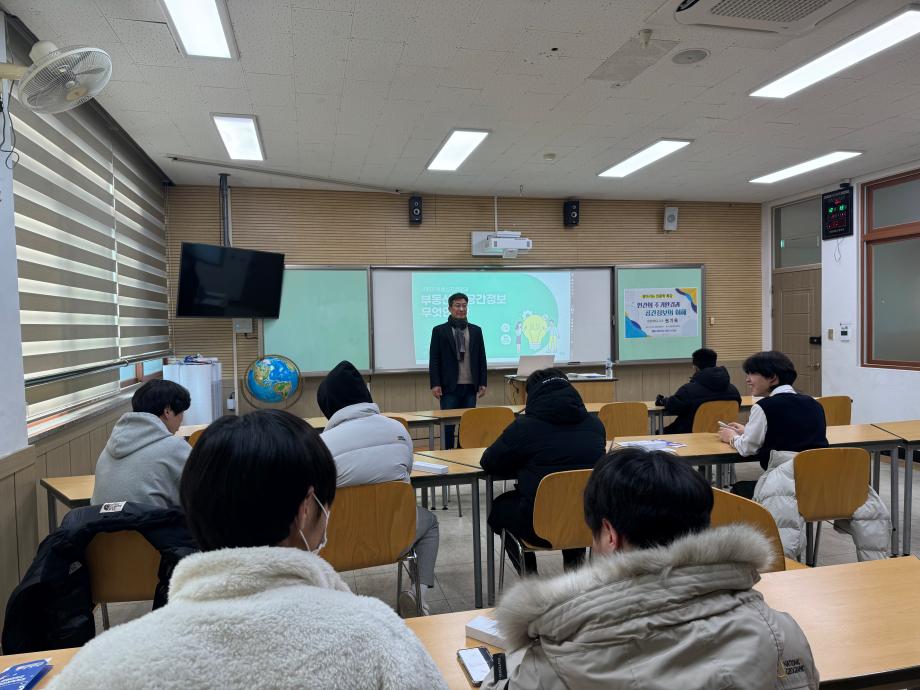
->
xmin=52 ymin=410 xmax=446 ymax=690
xmin=92 ymin=379 xmax=192 ymax=508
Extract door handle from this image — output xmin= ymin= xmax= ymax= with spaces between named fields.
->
xmin=812 ymin=363 xmax=821 ymax=369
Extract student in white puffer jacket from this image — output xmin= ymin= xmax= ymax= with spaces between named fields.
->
xmin=317 ymin=360 xmax=439 ymax=616
xmin=48 ymin=410 xmax=447 ymax=690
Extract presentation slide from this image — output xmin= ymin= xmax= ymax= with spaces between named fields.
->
xmin=371 ymin=269 xmax=610 ymax=371
xmin=616 ymin=266 xmax=703 ymax=363
xmin=411 ymin=271 xmax=572 ymax=365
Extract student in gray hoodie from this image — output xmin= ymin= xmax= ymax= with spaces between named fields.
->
xmin=92 ymin=379 xmax=192 ymax=508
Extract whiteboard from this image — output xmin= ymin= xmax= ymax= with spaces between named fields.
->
xmin=372 ymin=268 xmax=612 ymax=371
xmin=262 ymin=268 xmax=370 ymax=373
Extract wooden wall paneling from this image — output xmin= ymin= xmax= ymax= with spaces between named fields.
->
xmin=0 ymin=474 xmax=19 ymax=634
xmin=14 ymin=463 xmax=37 ymax=578
xmin=166 ymin=187 xmax=762 ymax=407
xmin=69 ymin=433 xmax=92 ymax=476
xmin=44 ymin=444 xmax=70 ymax=478
xmin=34 ymin=452 xmax=48 ymax=538
xmin=89 ymin=426 xmax=108 ymax=461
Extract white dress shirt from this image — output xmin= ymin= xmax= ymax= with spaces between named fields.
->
xmin=729 ymin=384 xmax=796 ymax=457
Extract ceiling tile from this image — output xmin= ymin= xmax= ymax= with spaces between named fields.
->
xmin=94 ymin=0 xmax=165 ymax=22
xmin=246 ymin=73 xmax=296 ymax=107
xmin=200 ymin=86 xmax=254 ymax=113
xmin=345 ymin=39 xmax=404 ymax=82
xmin=108 ymin=18 xmax=185 ymax=68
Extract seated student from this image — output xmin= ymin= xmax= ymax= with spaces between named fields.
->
xmin=718 ymin=350 xmax=828 ymax=498
xmin=92 ymin=379 xmax=192 ymax=509
xmin=481 ymin=367 xmax=605 ymax=575
xmin=49 ymin=410 xmax=447 ymax=690
xmin=483 ymin=447 xmax=819 ymax=690
xmin=655 ymin=347 xmax=741 ymax=434
xmin=317 ymin=360 xmax=439 ymax=617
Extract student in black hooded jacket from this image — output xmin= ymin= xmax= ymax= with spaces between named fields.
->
xmin=656 ymin=348 xmax=742 ymax=434
xmin=481 ymin=368 xmax=606 ymax=575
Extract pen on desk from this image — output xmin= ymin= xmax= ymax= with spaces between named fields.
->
xmin=567 ymin=361 xmax=581 ymax=365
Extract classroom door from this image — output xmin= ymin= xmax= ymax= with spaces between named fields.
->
xmin=772 ymin=269 xmax=822 ymax=396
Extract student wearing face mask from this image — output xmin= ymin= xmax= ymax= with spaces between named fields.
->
xmin=47 ymin=410 xmax=447 ymax=690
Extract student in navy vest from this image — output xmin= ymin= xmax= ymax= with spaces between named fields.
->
xmin=429 ymin=292 xmax=487 ymax=449
xmin=718 ymin=350 xmax=828 ymax=499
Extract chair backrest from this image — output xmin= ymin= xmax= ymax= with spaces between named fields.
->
xmin=817 ymin=396 xmax=852 ymax=426
xmin=458 ymin=407 xmax=515 ymax=448
xmin=85 ymin=530 xmax=162 ymax=604
xmin=187 ymin=429 xmax=204 ymax=447
xmin=598 ymin=402 xmax=648 ymax=440
xmin=710 ymin=488 xmax=786 ymax=572
xmin=532 ymin=469 xmax=594 ymax=549
xmin=794 ymin=447 xmax=869 ymax=522
xmin=388 ymin=415 xmax=411 ymax=433
xmin=692 ymin=400 xmax=740 ymax=433
xmin=322 ymin=481 xmax=417 ymax=572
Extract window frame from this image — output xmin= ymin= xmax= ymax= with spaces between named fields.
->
xmin=771 ymin=195 xmax=823 ymax=271
xmin=119 ymin=357 xmax=166 ymax=389
xmin=862 ymin=168 xmax=920 ymax=370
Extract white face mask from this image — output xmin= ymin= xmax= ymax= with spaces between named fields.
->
xmin=299 ymin=494 xmax=330 ymax=554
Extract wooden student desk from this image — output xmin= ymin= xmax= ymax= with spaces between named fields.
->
xmin=40 ymin=475 xmax=94 ymax=528
xmin=872 ymin=420 xmax=920 ymax=555
xmin=37 ymin=459 xmax=488 ymax=608
xmin=0 ymin=647 xmax=79 ymax=688
xmin=506 ymin=374 xmax=617 ymax=405
xmin=405 ymin=557 xmax=920 ymax=690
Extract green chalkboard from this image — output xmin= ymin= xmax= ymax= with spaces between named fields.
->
xmin=263 ymin=269 xmax=370 ymax=373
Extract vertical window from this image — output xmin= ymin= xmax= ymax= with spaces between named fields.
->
xmin=10 ymin=28 xmax=169 ymax=421
xmin=864 ymin=169 xmax=920 ymax=368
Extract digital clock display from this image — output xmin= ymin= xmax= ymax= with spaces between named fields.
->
xmin=822 ymin=187 xmax=853 ymax=240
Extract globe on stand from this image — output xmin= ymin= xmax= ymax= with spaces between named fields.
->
xmin=242 ymin=355 xmax=302 ymax=409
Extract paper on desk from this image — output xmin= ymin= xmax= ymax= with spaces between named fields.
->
xmin=614 ymin=439 xmax=686 ymax=450
xmin=413 ymin=460 xmax=449 ymax=474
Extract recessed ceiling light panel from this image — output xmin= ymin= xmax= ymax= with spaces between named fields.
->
xmin=161 ymin=0 xmax=237 ymax=59
xmin=427 ymin=130 xmax=489 ymax=171
xmin=751 ymin=6 xmax=920 ymax=98
xmin=212 ymin=114 xmax=264 ymax=161
xmin=749 ymin=151 xmax=861 ymax=183
xmin=598 ymin=139 xmax=692 ymax=178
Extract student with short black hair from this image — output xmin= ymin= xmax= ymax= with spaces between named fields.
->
xmin=655 ymin=347 xmax=741 ymax=434
xmin=483 ymin=447 xmax=819 ymax=690
xmin=51 ymin=410 xmax=448 ymax=690
xmin=92 ymin=379 xmax=193 ymax=508
xmin=719 ymin=350 xmax=828 ymax=498
xmin=482 ymin=367 xmax=605 ymax=575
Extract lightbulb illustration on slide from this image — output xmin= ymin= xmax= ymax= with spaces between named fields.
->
xmin=522 ymin=312 xmax=549 ymax=351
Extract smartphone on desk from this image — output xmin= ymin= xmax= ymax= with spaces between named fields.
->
xmin=458 ymin=646 xmax=493 ymax=687
xmin=717 ymin=421 xmax=733 ymax=429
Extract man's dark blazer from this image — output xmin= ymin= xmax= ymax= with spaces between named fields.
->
xmin=429 ymin=322 xmax=488 ymax=392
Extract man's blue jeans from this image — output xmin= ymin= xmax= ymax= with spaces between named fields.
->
xmin=440 ymin=384 xmax=477 ymax=448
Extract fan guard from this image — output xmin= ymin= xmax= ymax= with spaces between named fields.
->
xmin=17 ymin=43 xmax=112 ymax=115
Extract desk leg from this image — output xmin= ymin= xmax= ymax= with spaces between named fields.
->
xmin=47 ymin=494 xmax=57 ymax=531
xmin=904 ymin=443 xmax=914 ymax=556
xmin=428 ymin=422 xmax=434 ymax=450
xmin=486 ymin=476 xmax=495 ymax=606
xmin=420 ymin=487 xmax=429 ymax=510
xmin=440 ymin=420 xmax=447 ymax=449
xmin=658 ymin=411 xmax=665 ymax=435
xmin=872 ymin=451 xmax=881 ymax=492
xmin=472 ymin=478 xmax=482 ymax=608
xmin=890 ymin=445 xmax=900 ymax=557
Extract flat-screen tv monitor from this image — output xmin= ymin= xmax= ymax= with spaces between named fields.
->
xmin=176 ymin=243 xmax=284 ymax=318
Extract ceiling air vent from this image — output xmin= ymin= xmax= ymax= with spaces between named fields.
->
xmin=674 ymin=0 xmax=859 ymax=34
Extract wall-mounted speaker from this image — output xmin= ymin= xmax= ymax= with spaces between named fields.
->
xmin=563 ymin=199 xmax=579 ymax=227
xmin=664 ymin=206 xmax=679 ymax=232
xmin=409 ymin=196 xmax=423 ymax=224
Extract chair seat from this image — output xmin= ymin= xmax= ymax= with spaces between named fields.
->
xmin=520 ymin=538 xmax=550 ymax=551
xmin=784 ymin=558 xmax=809 ymax=570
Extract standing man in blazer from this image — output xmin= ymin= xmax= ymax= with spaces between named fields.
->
xmin=429 ymin=292 xmax=488 ymax=449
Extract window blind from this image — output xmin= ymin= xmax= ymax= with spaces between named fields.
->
xmin=11 ymin=73 xmax=168 ymax=420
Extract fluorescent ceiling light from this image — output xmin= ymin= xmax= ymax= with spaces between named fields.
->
xmin=751 ymin=6 xmax=920 ymax=98
xmin=428 ymin=130 xmax=489 ymax=171
xmin=749 ymin=151 xmax=861 ymax=184
xmin=162 ymin=0 xmax=234 ymax=58
xmin=213 ymin=115 xmax=264 ymax=160
xmin=598 ymin=139 xmax=691 ymax=178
